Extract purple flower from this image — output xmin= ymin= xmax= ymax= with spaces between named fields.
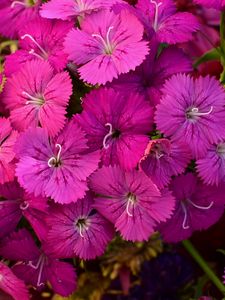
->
xmin=75 ymin=88 xmax=153 ymax=170
xmin=40 ymin=0 xmax=123 ymax=21
xmin=155 ymin=74 xmax=225 ymax=158
xmin=45 ymin=193 xmax=114 ymax=260
xmin=0 ymin=118 xmax=18 ymax=184
xmin=4 ymin=17 xmax=73 ymax=75
xmin=159 ymin=173 xmax=225 ymax=243
xmin=0 ymin=229 xmax=77 ymax=297
xmin=0 ymin=181 xmax=49 ymax=241
xmin=140 ymin=139 xmax=192 ymax=189
xmin=0 ymin=262 xmax=29 ymax=300
xmin=136 ymin=0 xmax=199 ymax=43
xmin=64 ymin=9 xmax=149 ymax=85
xmin=15 ymin=121 xmax=100 ymax=204
xmin=0 ymin=0 xmax=40 ymax=39
xmin=90 ymin=166 xmax=175 ymax=242
xmin=3 ymin=60 xmax=72 ymax=137
xmin=109 ymin=46 xmax=192 ymax=106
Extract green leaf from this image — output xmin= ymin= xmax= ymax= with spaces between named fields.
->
xmin=193 ymin=48 xmax=221 ymax=68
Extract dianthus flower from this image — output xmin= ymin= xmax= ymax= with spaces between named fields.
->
xmin=75 ymin=88 xmax=153 ymax=170
xmin=0 ymin=262 xmax=29 ymax=300
xmin=0 ymin=229 xmax=77 ymax=297
xmin=3 ymin=60 xmax=72 ymax=137
xmin=0 ymin=0 xmax=40 ymax=39
xmin=15 ymin=121 xmax=100 ymax=204
xmin=90 ymin=166 xmax=175 ymax=242
xmin=40 ymin=0 xmax=123 ymax=21
xmin=140 ymin=139 xmax=191 ymax=189
xmin=155 ymin=74 xmax=225 ymax=158
xmin=45 ymin=193 xmax=114 ymax=260
xmin=0 ymin=181 xmax=48 ymax=240
xmin=109 ymin=46 xmax=192 ymax=106
xmin=159 ymin=173 xmax=225 ymax=243
xmin=0 ymin=118 xmax=18 ymax=184
xmin=136 ymin=0 xmax=199 ymax=43
xmin=5 ymin=17 xmax=73 ymax=75
xmin=193 ymin=0 xmax=225 ymax=10
xmin=64 ymin=9 xmax=149 ymax=85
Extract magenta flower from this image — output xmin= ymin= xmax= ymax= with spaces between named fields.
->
xmin=159 ymin=173 xmax=225 ymax=243
xmin=75 ymin=88 xmax=153 ymax=170
xmin=40 ymin=0 xmax=123 ymax=21
xmin=0 ymin=229 xmax=77 ymax=297
xmin=109 ymin=46 xmax=192 ymax=106
xmin=3 ymin=60 xmax=72 ymax=137
xmin=136 ymin=0 xmax=199 ymax=43
xmin=45 ymin=193 xmax=114 ymax=260
xmin=140 ymin=139 xmax=192 ymax=189
xmin=197 ymin=142 xmax=225 ymax=186
xmin=193 ymin=0 xmax=225 ymax=10
xmin=155 ymin=74 xmax=225 ymax=158
xmin=90 ymin=166 xmax=175 ymax=242
xmin=0 ymin=118 xmax=18 ymax=184
xmin=0 ymin=181 xmax=49 ymax=241
xmin=64 ymin=9 xmax=149 ymax=85
xmin=4 ymin=17 xmax=73 ymax=76
xmin=0 ymin=0 xmax=40 ymax=39
xmin=15 ymin=121 xmax=100 ymax=204
xmin=0 ymin=262 xmax=29 ymax=300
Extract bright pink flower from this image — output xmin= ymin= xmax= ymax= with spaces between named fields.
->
xmin=159 ymin=173 xmax=225 ymax=243
xmin=0 ymin=262 xmax=29 ymax=300
xmin=0 ymin=0 xmax=41 ymax=39
xmin=3 ymin=60 xmax=72 ymax=137
xmin=15 ymin=121 xmax=100 ymax=204
xmin=40 ymin=0 xmax=123 ymax=21
xmin=0 ymin=229 xmax=77 ymax=297
xmin=155 ymin=74 xmax=225 ymax=158
xmin=90 ymin=166 xmax=175 ymax=242
xmin=64 ymin=9 xmax=149 ymax=85
xmin=0 ymin=118 xmax=18 ymax=184
xmin=45 ymin=193 xmax=114 ymax=260
xmin=140 ymin=139 xmax=191 ymax=189
xmin=136 ymin=0 xmax=199 ymax=43
xmin=75 ymin=88 xmax=153 ymax=170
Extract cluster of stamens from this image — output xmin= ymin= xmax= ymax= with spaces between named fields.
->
xmin=126 ymin=192 xmax=137 ymax=217
xmin=186 ymin=106 xmax=213 ymax=120
xmin=103 ymin=123 xmax=120 ymax=149
xmin=76 ymin=217 xmax=89 ymax=238
xmin=150 ymin=0 xmax=162 ymax=31
xmin=21 ymin=34 xmax=48 ymax=60
xmin=48 ymin=144 xmax=62 ymax=168
xmin=28 ymin=254 xmax=46 ymax=287
xmin=22 ymin=91 xmax=45 ymax=106
xmin=92 ymin=26 xmax=114 ymax=55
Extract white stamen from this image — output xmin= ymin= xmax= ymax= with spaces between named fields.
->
xmin=22 ymin=91 xmax=44 ymax=106
xmin=103 ymin=123 xmax=113 ymax=149
xmin=181 ymin=202 xmax=189 ymax=230
xmin=20 ymin=201 xmax=29 ymax=210
xmin=150 ymin=0 xmax=162 ymax=31
xmin=28 ymin=255 xmax=45 ymax=287
xmin=189 ymin=106 xmax=213 ymax=117
xmin=92 ymin=26 xmax=114 ymax=54
xmin=29 ymin=49 xmax=45 ymax=61
xmin=47 ymin=144 xmax=62 ymax=167
xmin=78 ymin=223 xmax=84 ymax=238
xmin=189 ymin=199 xmax=214 ymax=210
xmin=126 ymin=200 xmax=133 ymax=217
xmin=21 ymin=34 xmax=48 ymax=57
xmin=11 ymin=1 xmax=26 ymax=8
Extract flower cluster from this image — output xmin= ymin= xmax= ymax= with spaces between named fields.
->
xmin=0 ymin=0 xmax=224 ymax=299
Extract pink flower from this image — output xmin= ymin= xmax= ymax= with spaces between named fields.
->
xmin=159 ymin=173 xmax=225 ymax=243
xmin=64 ymin=9 xmax=149 ymax=85
xmin=3 ymin=60 xmax=72 ymax=137
xmin=0 ymin=118 xmax=18 ymax=184
xmin=155 ymin=74 xmax=225 ymax=158
xmin=45 ymin=193 xmax=114 ymax=260
xmin=0 ymin=262 xmax=29 ymax=300
xmin=193 ymin=0 xmax=225 ymax=10
xmin=75 ymin=88 xmax=153 ymax=170
xmin=140 ymin=139 xmax=191 ymax=189
xmin=15 ymin=121 xmax=100 ymax=204
xmin=90 ymin=166 xmax=175 ymax=242
xmin=0 ymin=229 xmax=77 ymax=297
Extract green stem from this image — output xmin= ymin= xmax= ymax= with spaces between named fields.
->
xmin=183 ymin=240 xmax=225 ymax=295
xmin=220 ymin=11 xmax=225 ymax=83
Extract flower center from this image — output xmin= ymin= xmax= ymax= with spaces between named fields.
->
xmin=150 ymin=0 xmax=162 ymax=31
xmin=126 ymin=192 xmax=137 ymax=217
xmin=150 ymin=143 xmax=166 ymax=159
xmin=103 ymin=123 xmax=121 ymax=149
xmin=75 ymin=217 xmax=89 ymax=238
xmin=21 ymin=34 xmax=48 ymax=60
xmin=48 ymin=144 xmax=62 ymax=168
xmin=28 ymin=254 xmax=46 ymax=287
xmin=76 ymin=0 xmax=85 ymax=10
xmin=181 ymin=199 xmax=214 ymax=230
xmin=20 ymin=201 xmax=29 ymax=210
xmin=186 ymin=106 xmax=213 ymax=121
xmin=216 ymin=143 xmax=225 ymax=156
xmin=92 ymin=26 xmax=114 ymax=55
xmin=22 ymin=91 xmax=45 ymax=106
